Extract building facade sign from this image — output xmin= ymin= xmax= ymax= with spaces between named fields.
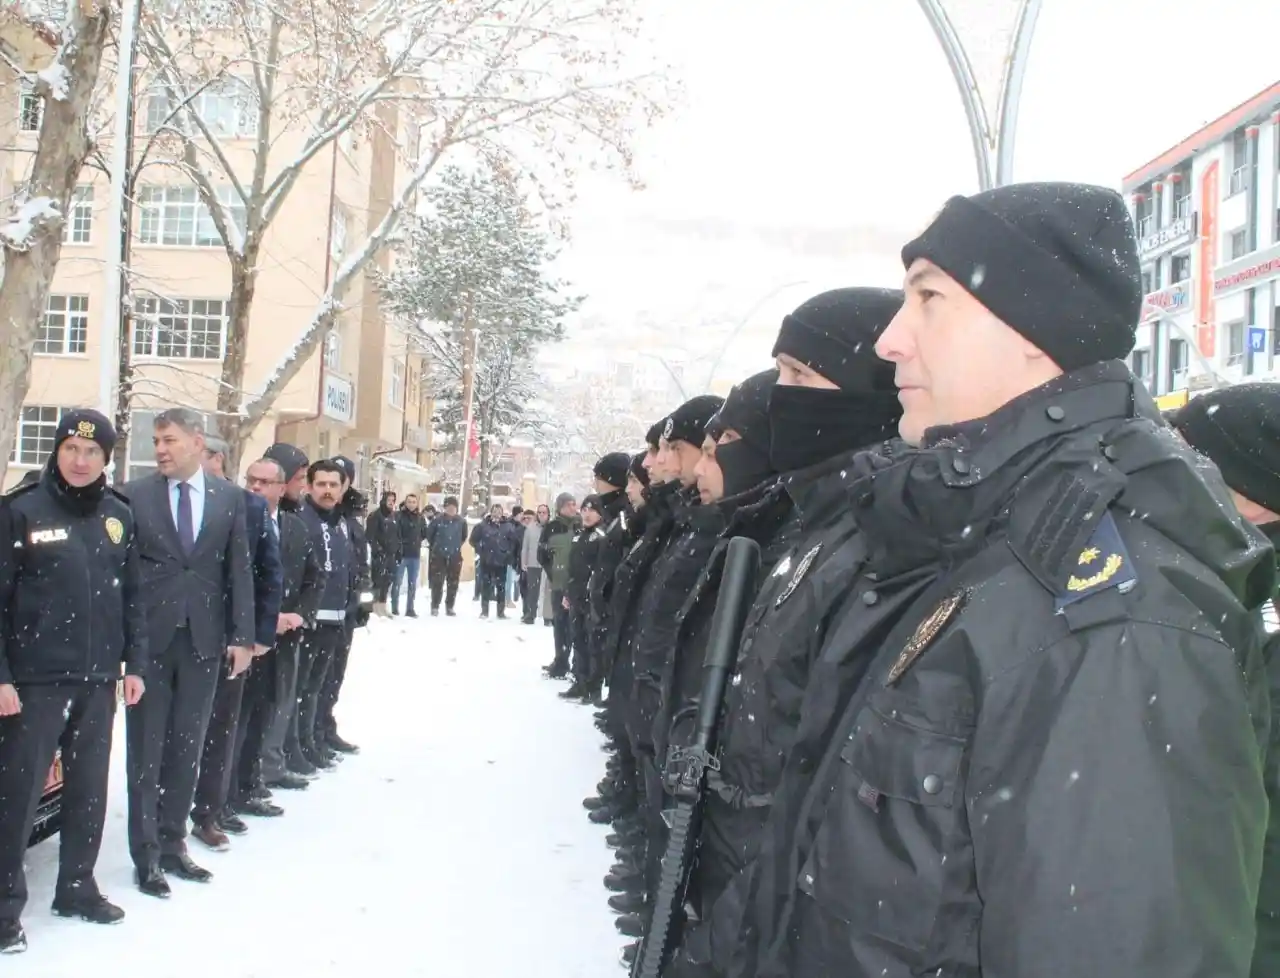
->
xmin=1214 ymin=241 xmax=1280 ymax=296
xmin=1141 ymin=282 xmax=1193 ymax=320
xmin=1196 ymin=161 xmax=1219 ymax=359
xmin=323 ymin=374 xmax=355 ymax=424
xmin=404 ymin=424 xmax=431 ymax=451
xmin=1138 ymin=213 xmax=1197 ymax=259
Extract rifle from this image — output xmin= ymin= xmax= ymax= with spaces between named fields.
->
xmin=631 ymin=535 xmax=762 ymax=978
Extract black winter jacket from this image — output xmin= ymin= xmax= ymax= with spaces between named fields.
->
xmin=471 ymin=516 xmax=520 ymax=570
xmin=426 ymin=513 xmax=467 ymax=559
xmin=366 ymin=503 xmax=402 ymax=568
xmin=396 ymin=506 xmax=428 ymax=554
xmin=567 ymin=521 xmax=606 ymax=611
xmin=0 ymin=473 xmax=148 ymax=684
xmin=676 ymin=361 xmax=1276 ymax=978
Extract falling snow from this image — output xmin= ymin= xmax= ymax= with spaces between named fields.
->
xmin=8 ymin=613 xmax=623 ymax=976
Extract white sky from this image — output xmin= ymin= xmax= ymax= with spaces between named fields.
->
xmin=550 ymin=0 xmax=1280 ymax=381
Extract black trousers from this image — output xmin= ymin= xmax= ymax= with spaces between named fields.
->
xmin=286 ymin=623 xmax=344 ymax=762
xmin=570 ymin=610 xmax=591 ymax=682
xmin=318 ymin=623 xmax=354 ymax=742
xmin=127 ymin=628 xmax=220 ymax=867
xmin=259 ymin=631 xmax=301 ymax=783
xmin=231 ymin=652 xmax=276 ymax=806
xmin=479 ymin=564 xmax=507 ymax=617
xmin=521 ymin=567 xmax=542 ymax=622
xmin=428 ymin=553 xmax=462 ymax=611
xmin=191 ymin=665 xmax=247 ymax=826
xmin=550 ymin=591 xmax=572 ymax=672
xmin=0 ymin=683 xmax=115 ymax=920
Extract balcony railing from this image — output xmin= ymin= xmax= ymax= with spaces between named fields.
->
xmin=1229 ymin=166 xmax=1249 ymax=196
xmin=1174 ymin=195 xmax=1192 ymax=220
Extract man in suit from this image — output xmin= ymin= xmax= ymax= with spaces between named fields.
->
xmin=190 ymin=438 xmax=281 ymax=851
xmin=258 ymin=443 xmax=317 ymax=792
xmin=230 ymin=455 xmax=322 ymax=818
xmin=123 ymin=408 xmax=255 ymax=897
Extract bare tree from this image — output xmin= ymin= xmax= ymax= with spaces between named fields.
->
xmin=0 ymin=1 xmax=113 ymax=483
xmin=133 ymin=0 xmax=670 ymax=469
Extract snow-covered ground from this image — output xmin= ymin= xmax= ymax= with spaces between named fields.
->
xmin=10 ymin=602 xmax=626 ymax=977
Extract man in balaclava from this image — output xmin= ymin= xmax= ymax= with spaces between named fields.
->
xmin=625 ymin=289 xmax=907 ymax=964
xmin=1171 ymin=383 xmax=1280 ymax=978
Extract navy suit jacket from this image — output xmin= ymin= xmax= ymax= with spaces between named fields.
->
xmin=230 ymin=487 xmax=282 ymax=648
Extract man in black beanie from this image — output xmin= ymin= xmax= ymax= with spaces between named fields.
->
xmin=1170 ymin=382 xmax=1280 ymax=978
xmin=580 ymin=452 xmax=634 ymax=704
xmin=670 ymin=185 xmax=1275 ymax=978
xmin=709 ymin=368 xmax=777 ymax=498
xmin=0 ymin=409 xmax=146 ymax=948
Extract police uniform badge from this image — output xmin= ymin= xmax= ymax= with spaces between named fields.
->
xmin=76 ymin=419 xmax=96 ymax=439
xmin=775 ymin=543 xmax=822 ymax=608
xmin=886 ymin=589 xmax=967 ymax=686
xmin=1054 ymin=510 xmax=1136 ymax=611
xmin=104 ymin=516 xmax=124 ymax=545
xmin=663 ymin=417 xmax=674 ymax=440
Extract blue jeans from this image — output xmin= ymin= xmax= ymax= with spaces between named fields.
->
xmin=392 ymin=557 xmax=421 ymax=612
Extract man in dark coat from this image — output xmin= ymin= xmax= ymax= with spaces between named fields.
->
xmin=122 ymin=407 xmax=255 ymax=897
xmin=538 ymin=494 xmax=579 ymax=672
xmin=583 ymin=452 xmax=632 ymax=701
xmin=230 ymin=454 xmax=323 ymax=818
xmin=470 ymin=503 xmax=519 ymax=619
xmin=190 ymin=437 xmax=282 ymax=852
xmin=0 ymin=411 xmax=146 ymax=951
xmin=392 ymin=494 xmax=428 ymax=617
xmin=1170 ymin=383 xmax=1280 ymax=978
xmin=562 ymin=495 xmax=607 ymax=700
xmin=366 ymin=490 xmax=401 ymax=617
xmin=426 ymin=497 xmax=467 ymax=616
xmin=674 ymin=183 xmax=1275 ymax=978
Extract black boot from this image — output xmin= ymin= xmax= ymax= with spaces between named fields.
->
xmin=615 ymin=913 xmax=645 ymax=938
xmin=0 ymin=919 xmax=27 ymax=953
xmin=52 ymin=885 xmax=125 ymax=925
xmin=560 ymin=682 xmax=588 ymax=700
xmin=609 ymin=891 xmax=646 ymax=914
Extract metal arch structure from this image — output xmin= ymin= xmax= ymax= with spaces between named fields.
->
xmin=915 ymin=0 xmax=1044 ymax=191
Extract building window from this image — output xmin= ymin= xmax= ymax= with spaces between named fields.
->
xmin=1135 ymin=192 xmax=1154 ymax=237
xmin=1228 ymin=128 xmax=1249 ymax=195
xmin=1153 ymin=261 xmax=1165 ymax=290
xmin=63 ymin=185 xmax=93 ymax=244
xmin=144 ymin=78 xmax=259 ymax=138
xmin=138 ymin=185 xmax=246 ymax=247
xmin=1170 ymin=252 xmax=1191 ymax=283
xmin=1168 ymin=337 xmax=1188 ymax=390
xmin=18 ymin=81 xmax=41 ymax=132
xmin=1140 ymin=267 xmax=1154 ymax=295
xmin=11 ymin=406 xmax=70 ymax=467
xmin=1226 ymin=320 xmax=1245 ymax=366
xmin=36 ymin=295 xmax=89 ymax=355
xmin=323 ymin=330 xmax=341 ymax=370
xmin=127 ymin=408 xmax=216 ymax=479
xmin=388 ymin=358 xmax=405 ymax=407
xmin=1228 ymin=228 xmax=1249 ymax=261
xmin=1130 ymin=348 xmax=1152 ymax=389
xmin=132 ymin=297 xmax=227 ymax=359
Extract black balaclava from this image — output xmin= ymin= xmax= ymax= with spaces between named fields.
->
xmin=712 ymin=369 xmax=778 ymax=496
xmin=44 ymin=408 xmax=117 ymax=515
xmin=768 ymin=288 xmax=904 ymax=473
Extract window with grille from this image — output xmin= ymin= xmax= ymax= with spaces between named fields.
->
xmin=144 ymin=78 xmax=258 ymax=137
xmin=12 ymin=406 xmax=69 ymax=466
xmin=388 ymin=358 xmax=405 ymax=407
xmin=18 ymin=81 xmax=41 ymax=132
xmin=323 ymin=330 xmax=341 ymax=369
xmin=36 ymin=295 xmax=89 ymax=355
xmin=137 ymin=185 xmax=246 ymax=247
xmin=63 ymin=185 xmax=93 ymax=244
xmin=1170 ymin=251 xmax=1192 ymax=284
xmin=133 ymin=297 xmax=227 ymax=359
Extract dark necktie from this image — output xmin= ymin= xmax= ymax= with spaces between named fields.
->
xmin=176 ymin=482 xmax=196 ymax=554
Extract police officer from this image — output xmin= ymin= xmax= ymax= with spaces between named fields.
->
xmin=675 ymin=183 xmax=1275 ymax=978
xmin=0 ymin=410 xmax=147 ymax=951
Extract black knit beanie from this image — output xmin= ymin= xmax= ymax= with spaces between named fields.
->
xmin=713 ymin=369 xmax=777 ymax=455
xmin=646 ymin=420 xmax=664 ymax=450
xmin=901 ymin=182 xmax=1142 ymax=371
xmin=661 ymin=395 xmax=725 ymax=447
xmin=593 ymin=452 xmax=631 ymax=490
xmin=772 ymin=288 xmax=903 ymax=390
xmin=54 ymin=408 xmax=117 ymax=458
xmin=629 ymin=452 xmax=650 ymax=487
xmin=331 ymin=454 xmax=356 ymax=483
xmin=1171 ymin=384 xmax=1280 ymax=516
xmin=265 ymin=442 xmax=310 ymax=481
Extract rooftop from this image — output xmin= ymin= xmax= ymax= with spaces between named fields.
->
xmin=1122 ymin=80 xmax=1280 ymax=193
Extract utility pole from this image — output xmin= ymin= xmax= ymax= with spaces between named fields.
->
xmin=457 ymin=309 xmax=478 ymax=514
xmin=99 ymin=0 xmax=141 ymax=419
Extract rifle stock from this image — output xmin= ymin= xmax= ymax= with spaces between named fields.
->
xmin=631 ymin=536 xmax=762 ymax=978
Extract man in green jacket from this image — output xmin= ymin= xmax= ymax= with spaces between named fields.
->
xmin=538 ymin=493 xmax=578 ymax=678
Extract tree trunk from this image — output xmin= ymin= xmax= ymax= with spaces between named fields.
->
xmin=218 ymin=254 xmax=257 ymax=476
xmin=110 ymin=305 xmax=137 ymax=485
xmin=0 ymin=6 xmax=112 ymax=485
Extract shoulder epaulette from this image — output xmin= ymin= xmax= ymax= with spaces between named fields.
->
xmin=1051 ymin=510 xmax=1137 ymax=609
xmin=107 ymin=485 xmax=132 ymax=505
xmin=2 ymin=481 xmax=39 ymax=500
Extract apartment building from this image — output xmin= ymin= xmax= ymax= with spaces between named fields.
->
xmin=2 ymin=43 xmax=435 ymax=495
xmin=1122 ymin=80 xmax=1280 ymax=408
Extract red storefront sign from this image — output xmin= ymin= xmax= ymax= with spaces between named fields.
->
xmin=1196 ymin=161 xmax=1219 ymax=359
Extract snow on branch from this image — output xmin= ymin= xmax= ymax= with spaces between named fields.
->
xmin=0 ymin=197 xmax=61 ymax=251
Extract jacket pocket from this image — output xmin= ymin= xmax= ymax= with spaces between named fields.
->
xmin=797 ymin=683 xmax=973 ymax=957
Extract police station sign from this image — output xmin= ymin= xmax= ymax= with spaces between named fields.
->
xmin=1138 ymin=213 xmax=1197 ymax=260
xmin=323 ymin=374 xmax=355 ymax=424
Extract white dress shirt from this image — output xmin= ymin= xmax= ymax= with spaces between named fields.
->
xmin=167 ymin=467 xmax=207 ymax=543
